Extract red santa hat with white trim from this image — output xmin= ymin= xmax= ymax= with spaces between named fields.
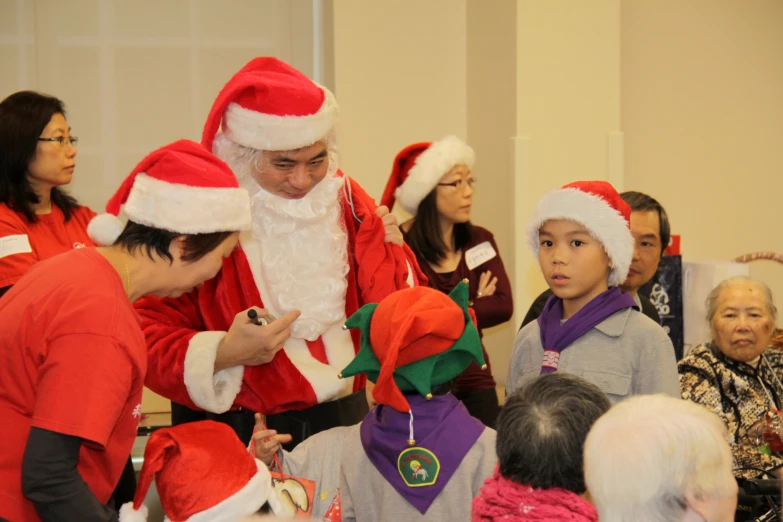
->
xmin=119 ymin=420 xmax=283 ymax=522
xmin=201 ymin=56 xmax=338 ymax=153
xmin=527 ymin=180 xmax=634 ymax=287
xmin=381 ymin=135 xmax=474 ymax=215
xmin=86 ymin=140 xmax=251 ymax=246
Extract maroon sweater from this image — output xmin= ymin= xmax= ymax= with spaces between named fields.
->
xmin=404 ymin=225 xmax=513 ymax=392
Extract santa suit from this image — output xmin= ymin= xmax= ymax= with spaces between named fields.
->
xmin=136 ymin=176 xmax=424 ymax=416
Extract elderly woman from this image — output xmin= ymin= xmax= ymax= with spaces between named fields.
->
xmin=679 ymin=276 xmax=781 ymax=478
xmin=584 ymin=395 xmax=737 ymax=522
xmin=472 ymin=373 xmax=610 ymax=521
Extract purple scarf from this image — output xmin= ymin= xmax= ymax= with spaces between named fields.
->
xmin=360 ymin=394 xmax=486 ymax=514
xmin=537 ymin=287 xmax=637 ymax=374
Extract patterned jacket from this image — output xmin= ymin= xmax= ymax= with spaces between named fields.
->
xmin=679 ymin=343 xmax=783 ymax=478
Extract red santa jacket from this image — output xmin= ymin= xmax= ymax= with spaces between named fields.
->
xmin=136 ymin=177 xmax=426 ymax=415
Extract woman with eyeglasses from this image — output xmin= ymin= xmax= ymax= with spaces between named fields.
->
xmin=0 ymin=91 xmax=95 ymax=298
xmin=380 ymin=135 xmax=513 ymax=428
xmin=0 ymin=91 xmax=142 ymax=509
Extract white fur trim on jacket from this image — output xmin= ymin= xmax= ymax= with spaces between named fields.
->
xmin=395 ymin=135 xmax=475 ymax=215
xmin=124 ymin=174 xmax=251 ymax=234
xmin=183 ymin=331 xmax=244 ymax=414
xmin=222 ymin=86 xmax=338 ymax=151
xmin=118 ymin=503 xmax=148 ymax=522
xmin=527 ymin=187 xmax=634 ymax=287
xmin=238 ymin=231 xmax=355 ymax=403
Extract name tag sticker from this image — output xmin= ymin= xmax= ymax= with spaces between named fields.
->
xmin=0 ymin=234 xmax=32 ymax=259
xmin=465 ymin=241 xmax=497 ymax=271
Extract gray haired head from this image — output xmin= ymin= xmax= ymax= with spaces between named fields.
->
xmin=705 ymin=275 xmax=777 ymax=324
xmin=497 ymin=373 xmax=611 ymax=494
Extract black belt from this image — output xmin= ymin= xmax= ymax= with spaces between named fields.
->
xmin=265 ymin=390 xmax=369 ymax=450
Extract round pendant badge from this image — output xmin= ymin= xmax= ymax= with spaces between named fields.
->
xmin=397 ymin=447 xmax=440 ymax=487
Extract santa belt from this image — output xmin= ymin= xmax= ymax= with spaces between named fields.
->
xmin=265 ymin=390 xmax=368 ymax=438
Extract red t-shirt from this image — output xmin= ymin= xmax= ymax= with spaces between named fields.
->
xmin=0 ymin=248 xmax=146 ymax=522
xmin=0 ymin=203 xmax=96 ymax=288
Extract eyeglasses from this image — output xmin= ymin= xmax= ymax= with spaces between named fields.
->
xmin=38 ymin=136 xmax=78 ymax=148
xmin=437 ymin=178 xmax=477 ymax=191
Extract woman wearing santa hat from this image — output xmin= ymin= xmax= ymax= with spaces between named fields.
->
xmin=381 ymin=136 xmax=513 ymax=428
xmin=0 ymin=140 xmax=252 ymax=522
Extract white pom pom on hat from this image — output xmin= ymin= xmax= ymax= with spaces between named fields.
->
xmin=87 ymin=140 xmax=252 ymax=246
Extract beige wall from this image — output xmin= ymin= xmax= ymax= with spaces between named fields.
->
xmin=332 ymin=0 xmax=468 ymax=202
xmin=1 ymin=0 xmax=316 ymax=212
xmin=466 ymin=0 xmax=518 ymax=387
xmin=513 ymin=0 xmax=623 ymax=330
xmin=622 ymin=0 xmax=783 ymax=335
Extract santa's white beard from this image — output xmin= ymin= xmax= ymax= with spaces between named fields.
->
xmin=215 ymin=135 xmax=350 ymax=341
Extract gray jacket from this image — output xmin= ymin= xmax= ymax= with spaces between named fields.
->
xmin=276 ymin=425 xmax=353 ymax=519
xmin=339 ymin=424 xmax=497 ymax=522
xmin=507 ymin=307 xmax=679 ymax=402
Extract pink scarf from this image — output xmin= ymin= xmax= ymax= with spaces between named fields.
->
xmin=472 ymin=467 xmax=598 ymax=522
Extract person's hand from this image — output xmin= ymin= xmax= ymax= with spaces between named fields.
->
xmin=214 ymin=308 xmax=300 ymax=371
xmin=252 ymin=413 xmax=293 ymax=466
xmin=476 ymin=271 xmax=498 ymax=299
xmin=376 ymin=205 xmax=403 ymax=246
xmin=365 ymin=380 xmax=378 ymax=409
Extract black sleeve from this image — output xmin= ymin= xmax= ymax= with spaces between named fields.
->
xmin=519 ymin=289 xmax=554 ymax=331
xmin=22 ymin=427 xmax=119 ymax=522
xmin=639 ymin=293 xmax=661 ymax=324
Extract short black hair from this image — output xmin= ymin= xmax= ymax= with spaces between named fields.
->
xmin=0 ymin=91 xmax=80 ymax=223
xmin=405 ymin=190 xmax=472 ymax=266
xmin=497 ymin=373 xmax=611 ymax=494
xmin=620 ymin=191 xmax=671 ymax=257
xmin=114 ymin=221 xmax=233 ymax=263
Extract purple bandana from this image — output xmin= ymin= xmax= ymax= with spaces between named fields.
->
xmin=537 ymin=287 xmax=638 ymax=374
xmin=360 ymin=393 xmax=485 ymax=514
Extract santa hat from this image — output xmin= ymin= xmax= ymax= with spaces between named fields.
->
xmin=119 ymin=421 xmax=282 ymax=522
xmin=86 ymin=140 xmax=251 ymax=246
xmin=340 ymin=283 xmax=484 ymax=439
xmin=201 ymin=57 xmax=338 ymax=153
xmin=381 ymin=135 xmax=474 ymax=215
xmin=527 ymin=180 xmax=634 ymax=287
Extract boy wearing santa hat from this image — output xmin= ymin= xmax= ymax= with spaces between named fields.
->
xmin=256 ymin=283 xmax=497 ymax=521
xmin=134 ymin=57 xmax=425 ymax=447
xmin=507 ymin=181 xmax=679 ymax=401
xmin=0 ymin=141 xmax=251 ymax=522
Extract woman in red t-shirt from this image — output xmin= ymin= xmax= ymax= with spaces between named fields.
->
xmin=0 ymin=91 xmax=97 ymax=295
xmin=380 ymin=136 xmax=514 ymax=428
xmin=0 ymin=140 xmax=255 ymax=522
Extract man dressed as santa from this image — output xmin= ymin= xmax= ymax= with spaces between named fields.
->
xmin=135 ymin=57 xmax=425 ymax=446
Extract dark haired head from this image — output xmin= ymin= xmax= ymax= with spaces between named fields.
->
xmin=0 ymin=91 xmax=79 ymax=223
xmin=620 ymin=191 xmax=671 ymax=257
xmin=405 ymin=190 xmax=472 ymax=266
xmin=497 ymin=373 xmax=611 ymax=494
xmin=113 ymin=221 xmax=233 ymax=263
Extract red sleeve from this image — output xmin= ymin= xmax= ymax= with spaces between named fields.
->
xmin=32 ymin=334 xmax=132 ymax=448
xmin=0 ymin=211 xmax=37 ymax=288
xmin=136 ymin=287 xmax=244 ymax=414
xmin=346 ymin=177 xmax=427 ymax=304
xmin=472 ymin=233 xmax=514 ymax=329
xmin=135 ymin=290 xmax=204 ymax=409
